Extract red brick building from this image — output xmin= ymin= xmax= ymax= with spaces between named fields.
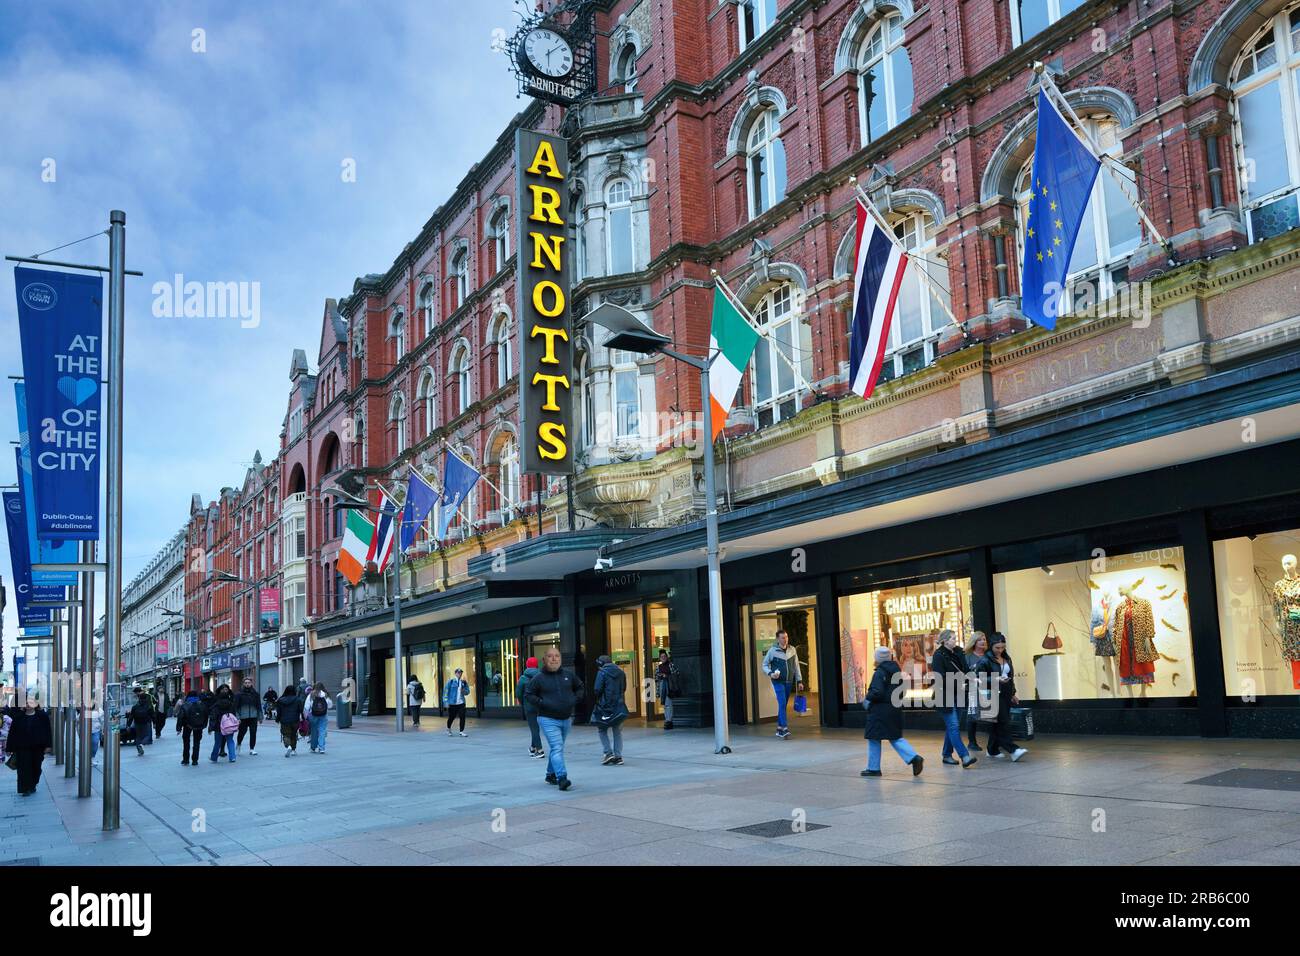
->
xmin=285 ymin=0 xmax=1300 ymax=737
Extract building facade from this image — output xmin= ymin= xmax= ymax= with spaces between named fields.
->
xmin=235 ymin=0 xmax=1300 ymax=737
xmin=121 ymin=527 xmax=186 ymax=699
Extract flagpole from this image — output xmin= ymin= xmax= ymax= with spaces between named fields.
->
xmin=849 ymin=177 xmax=963 ymax=331
xmin=711 ymin=271 xmax=816 ymax=396
xmin=1032 ymin=63 xmax=1171 ymax=251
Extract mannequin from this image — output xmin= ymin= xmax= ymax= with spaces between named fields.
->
xmin=1272 ymin=553 xmax=1300 ymax=689
xmin=1091 ymin=591 xmax=1118 ymax=695
xmin=1111 ymin=582 xmax=1157 ymax=697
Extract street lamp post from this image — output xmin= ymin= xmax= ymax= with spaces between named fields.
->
xmin=211 ymin=571 xmax=261 ymax=687
xmin=582 ymin=300 xmax=732 ymax=754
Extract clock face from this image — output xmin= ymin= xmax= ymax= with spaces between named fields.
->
xmin=524 ymin=28 xmax=574 ymax=78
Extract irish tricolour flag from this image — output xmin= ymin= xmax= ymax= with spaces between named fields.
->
xmin=338 ymin=508 xmax=374 ymax=585
xmin=707 ymin=286 xmax=760 ymax=441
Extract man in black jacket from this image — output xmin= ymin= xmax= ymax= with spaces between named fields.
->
xmin=234 ymin=677 xmax=262 ymax=755
xmin=178 ymin=690 xmax=208 ymax=766
xmin=524 ymin=646 xmax=585 ymax=790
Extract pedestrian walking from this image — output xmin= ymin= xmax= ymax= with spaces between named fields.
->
xmin=276 ymin=685 xmax=304 ymax=756
xmin=761 ymin=629 xmax=803 ymax=738
xmin=516 ymin=656 xmax=544 ymax=758
xmin=523 ymin=646 xmax=584 ymax=791
xmin=654 ymin=650 xmax=681 ymax=730
xmin=929 ymin=629 xmax=977 ymax=768
xmin=127 ymin=687 xmax=154 ymax=756
xmin=0 ymin=709 xmax=10 ymax=765
xmin=305 ymin=682 xmax=333 ymax=753
xmin=406 ymin=674 xmax=426 ymax=727
xmin=977 ymin=633 xmax=1028 ymax=762
xmin=172 ymin=695 xmax=186 ymax=734
xmin=964 ymin=631 xmax=988 ymax=752
xmin=153 ymin=690 xmax=169 ymax=738
xmin=3 ymin=693 xmax=53 ymax=796
xmin=234 ymin=677 xmax=262 ymax=755
xmin=861 ymin=646 xmax=924 ymax=777
xmin=263 ymin=687 xmax=278 ymax=721
xmin=443 ymin=668 xmax=470 ymax=737
xmin=178 ymin=690 xmax=206 ymax=766
xmin=591 ymin=654 xmax=629 ymax=766
xmin=207 ymin=684 xmax=238 ymax=763
xmin=88 ymin=708 xmax=102 ymax=766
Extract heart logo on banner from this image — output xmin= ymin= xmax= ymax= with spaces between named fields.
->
xmin=56 ymin=376 xmax=98 ymax=406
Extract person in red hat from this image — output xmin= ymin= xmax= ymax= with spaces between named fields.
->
xmin=516 ymin=656 xmax=545 ymax=758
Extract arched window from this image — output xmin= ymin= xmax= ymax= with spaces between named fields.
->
xmin=1231 ymin=7 xmax=1300 ymax=242
xmin=570 ymin=190 xmax=587 ymax=282
xmin=388 ymin=391 xmax=407 ymax=457
xmin=1015 ymin=116 xmax=1140 ymax=311
xmin=605 ymin=178 xmax=635 ymax=274
xmin=747 ymin=108 xmax=787 ymax=219
xmin=857 ymin=13 xmax=912 ymax=145
xmin=452 ymin=249 xmax=470 ymax=310
xmin=498 ymin=436 xmax=520 ymax=521
xmin=390 ymin=311 xmax=405 ymax=362
xmin=494 ymin=315 xmax=512 ymax=388
xmin=1010 ymin=0 xmax=1087 ymax=48
xmin=749 ymin=283 xmax=812 ymax=428
xmin=450 ymin=343 xmax=472 ymax=416
xmin=418 ymin=280 xmax=435 ymax=336
xmin=739 ymin=0 xmax=777 ymax=51
xmin=876 ymin=211 xmax=952 ymax=383
xmin=491 ymin=207 xmax=510 ymax=271
xmin=417 ymin=369 xmax=436 ymax=438
xmin=615 ymin=42 xmax=638 ymax=91
xmin=578 ymin=352 xmax=595 ymax=447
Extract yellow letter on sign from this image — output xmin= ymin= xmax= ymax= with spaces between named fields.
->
xmin=537 ymin=422 xmax=568 ymax=460
xmin=531 ymin=372 xmax=570 ymax=411
xmin=527 ymin=140 xmax=565 ymax=180
xmin=530 ymin=325 xmax=569 ymax=364
xmin=527 ymin=185 xmax=563 ymax=224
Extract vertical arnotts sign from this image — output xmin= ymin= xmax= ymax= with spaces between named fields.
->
xmin=516 ymin=129 xmax=574 ymax=475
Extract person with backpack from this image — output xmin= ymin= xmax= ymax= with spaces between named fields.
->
xmin=761 ymin=629 xmax=803 ymax=739
xmin=263 ymin=687 xmax=278 ymax=721
xmin=523 ymin=646 xmax=584 ymax=791
xmin=516 ymin=656 xmax=544 ymax=758
xmin=178 ymin=689 xmax=208 ymax=766
xmin=443 ymin=669 xmax=470 ymax=737
xmin=406 ymin=674 xmax=426 ymax=727
xmin=234 ymin=677 xmax=262 ymax=755
xmin=654 ymin=650 xmax=680 ymax=730
xmin=305 ymin=682 xmax=333 ymax=753
xmin=591 ymin=655 xmax=629 ymax=766
xmin=207 ymin=684 xmax=238 ymax=763
xmin=862 ymin=646 xmax=924 ymax=778
xmin=275 ymin=684 xmax=304 ymax=756
xmin=929 ymin=629 xmax=977 ymax=769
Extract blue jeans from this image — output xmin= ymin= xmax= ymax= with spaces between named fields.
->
xmin=90 ymin=731 xmax=100 ymax=760
xmin=210 ymin=732 xmax=235 ymax=761
xmin=866 ymin=737 xmax=919 ymax=772
xmin=941 ymin=706 xmax=971 ymax=760
xmin=773 ymin=681 xmax=790 ymax=728
xmin=309 ymin=715 xmax=328 ymax=751
xmin=537 ymin=716 xmax=571 ymax=779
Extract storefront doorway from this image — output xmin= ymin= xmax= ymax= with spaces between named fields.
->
xmin=741 ymin=595 xmax=820 ymax=724
xmin=603 ymin=602 xmax=670 ymax=722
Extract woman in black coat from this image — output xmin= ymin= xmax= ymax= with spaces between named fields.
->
xmin=861 ymin=646 xmax=923 ymax=777
xmin=976 ymin=632 xmax=1028 ymax=761
xmin=929 ymin=630 xmax=977 ymax=768
xmin=4 ymin=697 xmax=53 ymax=795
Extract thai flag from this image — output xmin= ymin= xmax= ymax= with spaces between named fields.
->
xmin=849 ymin=200 xmax=909 ymax=399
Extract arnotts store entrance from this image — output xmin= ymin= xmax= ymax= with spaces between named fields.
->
xmin=740 ymin=595 xmax=820 ymax=724
xmin=604 ymin=603 xmax=671 ymax=722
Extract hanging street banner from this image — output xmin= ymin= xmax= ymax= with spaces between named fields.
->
xmin=3 ymin=490 xmax=58 ymax=631
xmin=516 ymin=128 xmax=574 ymax=475
xmin=259 ymin=586 xmax=281 ymax=633
xmin=14 ymin=386 xmax=78 ymax=585
xmin=14 ymin=265 xmax=104 ymax=540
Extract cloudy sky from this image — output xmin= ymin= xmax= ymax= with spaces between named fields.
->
xmin=0 ymin=1 xmax=527 ymax=648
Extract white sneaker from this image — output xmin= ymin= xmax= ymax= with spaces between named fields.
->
xmin=248 ymin=749 xmax=256 ymax=756
xmin=446 ymin=729 xmax=454 ymax=736
xmin=284 ymin=747 xmax=291 ymax=757
xmin=991 ymin=752 xmax=1006 ymax=759
xmin=458 ymin=732 xmax=468 ymax=737
xmin=1011 ymin=748 xmax=1028 ymax=762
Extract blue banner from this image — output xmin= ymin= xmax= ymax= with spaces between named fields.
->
xmin=14 ymin=265 xmax=104 ymax=540
xmin=15 ymin=386 xmax=78 ymax=585
xmin=400 ymin=469 xmax=439 ymax=552
xmin=3 ymin=490 xmax=59 ymax=630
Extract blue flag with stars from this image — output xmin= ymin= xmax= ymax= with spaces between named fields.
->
xmin=434 ymin=449 xmax=480 ymax=542
xmin=1019 ymin=88 xmax=1101 ymax=330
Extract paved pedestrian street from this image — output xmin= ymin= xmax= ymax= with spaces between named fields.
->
xmin=5 ymin=718 xmax=1300 ymax=867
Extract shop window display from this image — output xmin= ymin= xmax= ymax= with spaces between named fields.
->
xmin=838 ymin=578 xmax=972 ymax=706
xmin=992 ymin=547 xmax=1195 ymax=701
xmin=1214 ymin=527 xmax=1300 ymax=696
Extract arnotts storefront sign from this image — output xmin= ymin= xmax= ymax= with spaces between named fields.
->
xmin=515 ymin=129 xmax=574 ymax=475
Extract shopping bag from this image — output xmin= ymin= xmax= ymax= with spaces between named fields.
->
xmin=793 ymin=694 xmax=808 ymax=715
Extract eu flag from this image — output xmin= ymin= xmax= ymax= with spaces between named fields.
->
xmin=434 ymin=449 xmax=481 ymax=541
xmin=1019 ymin=89 xmax=1101 ymax=330
xmin=399 ymin=469 xmax=439 ymax=553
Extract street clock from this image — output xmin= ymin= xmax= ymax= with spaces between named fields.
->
xmin=504 ymin=2 xmax=596 ymax=107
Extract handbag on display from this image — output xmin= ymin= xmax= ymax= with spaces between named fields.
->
xmin=1042 ymin=622 xmax=1063 ymax=650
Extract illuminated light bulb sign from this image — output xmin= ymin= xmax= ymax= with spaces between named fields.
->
xmin=516 ymin=129 xmax=575 ymax=475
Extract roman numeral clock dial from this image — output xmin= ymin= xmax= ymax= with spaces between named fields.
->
xmin=524 ymin=28 xmax=573 ymax=78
